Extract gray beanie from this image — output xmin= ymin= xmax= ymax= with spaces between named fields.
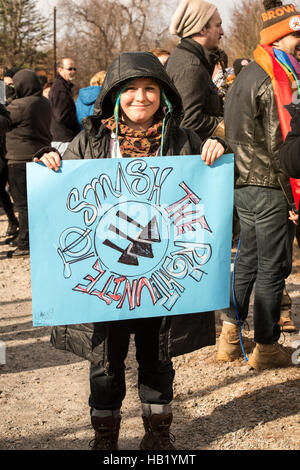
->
xmin=169 ymin=0 xmax=217 ymax=38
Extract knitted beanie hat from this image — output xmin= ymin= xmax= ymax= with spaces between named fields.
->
xmin=260 ymin=0 xmax=300 ymax=45
xmin=169 ymin=0 xmax=217 ymax=38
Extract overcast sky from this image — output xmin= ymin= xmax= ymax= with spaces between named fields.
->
xmin=36 ymin=0 xmax=235 ymax=32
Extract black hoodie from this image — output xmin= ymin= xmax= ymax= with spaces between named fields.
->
xmin=5 ymin=69 xmax=52 ymax=163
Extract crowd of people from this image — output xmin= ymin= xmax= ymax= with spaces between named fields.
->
xmin=1 ymin=0 xmax=300 ymax=451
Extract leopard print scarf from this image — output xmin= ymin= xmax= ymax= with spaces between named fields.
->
xmin=102 ymin=116 xmax=163 ymax=158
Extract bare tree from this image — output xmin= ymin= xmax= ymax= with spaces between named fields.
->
xmin=55 ymin=0 xmax=178 ymax=88
xmin=0 ymin=0 xmax=49 ymax=67
xmin=221 ymin=0 xmax=264 ymax=63
xmin=222 ymin=0 xmax=300 ymax=64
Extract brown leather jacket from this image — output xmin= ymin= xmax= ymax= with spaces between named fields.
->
xmin=224 ymin=60 xmax=294 ymax=207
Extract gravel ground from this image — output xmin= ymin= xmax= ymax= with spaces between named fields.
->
xmin=0 ymin=211 xmax=299 ymax=451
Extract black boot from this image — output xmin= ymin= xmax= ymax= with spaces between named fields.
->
xmin=89 ymin=415 xmax=121 ymax=450
xmin=140 ymin=413 xmax=176 ymax=450
xmin=6 ymin=217 xmax=19 ymax=238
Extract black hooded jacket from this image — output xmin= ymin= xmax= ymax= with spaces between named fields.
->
xmin=50 ymin=52 xmax=216 ymax=366
xmin=5 ymin=70 xmax=52 ymax=163
xmin=62 ymin=51 xmax=204 ymax=161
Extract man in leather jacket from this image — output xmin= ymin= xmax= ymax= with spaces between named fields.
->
xmin=219 ymin=1 xmax=300 ymax=370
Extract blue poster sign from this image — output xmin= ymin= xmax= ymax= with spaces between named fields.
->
xmin=27 ymin=154 xmax=234 ymax=326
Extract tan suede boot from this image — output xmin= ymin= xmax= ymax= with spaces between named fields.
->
xmin=217 ymin=322 xmax=253 ymax=362
xmin=279 ymin=287 xmax=297 ymax=332
xmin=278 ymin=316 xmax=297 ymax=332
xmin=248 ymin=343 xmax=292 ymax=371
xmin=140 ymin=413 xmax=175 ymax=450
xmin=89 ymin=415 xmax=121 ymax=450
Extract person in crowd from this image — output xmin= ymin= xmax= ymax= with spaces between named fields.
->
xmin=280 ymin=102 xmax=300 ymax=176
xmin=38 ymin=74 xmax=48 ymax=89
xmin=5 ymin=69 xmax=52 ymax=257
xmin=3 ymin=67 xmax=21 ymax=105
xmin=165 ymin=0 xmax=225 ymax=139
xmin=0 ymin=103 xmax=18 ymax=240
xmin=3 ymin=67 xmax=21 ymax=86
xmin=212 ymin=49 xmax=234 ymax=102
xmin=42 ymin=81 xmax=53 ymax=100
xmin=149 ymin=47 xmax=171 ymax=65
xmin=75 ymin=70 xmax=106 ymax=129
xmin=48 ymin=57 xmax=81 ymax=156
xmin=34 ymin=51 xmax=226 ymax=451
xmin=219 ymin=0 xmax=300 ymax=369
xmin=232 ymin=58 xmax=251 ymax=77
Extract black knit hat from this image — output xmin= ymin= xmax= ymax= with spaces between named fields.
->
xmin=233 ymin=58 xmax=250 ymax=76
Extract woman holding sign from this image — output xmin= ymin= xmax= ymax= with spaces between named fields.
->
xmin=35 ymin=51 xmax=225 ymax=450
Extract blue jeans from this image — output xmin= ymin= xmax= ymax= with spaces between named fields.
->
xmin=225 ymin=186 xmax=295 ymax=344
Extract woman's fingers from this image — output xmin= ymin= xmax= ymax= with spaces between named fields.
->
xmin=202 ymin=139 xmax=225 ymax=166
xmin=34 ymin=152 xmax=61 ymax=172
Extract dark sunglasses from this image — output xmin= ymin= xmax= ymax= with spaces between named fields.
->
xmin=64 ymin=67 xmax=76 ymax=71
xmin=291 ymin=31 xmax=300 ymax=38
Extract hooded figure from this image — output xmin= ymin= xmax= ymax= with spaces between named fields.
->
xmin=5 ymin=69 xmax=52 ymax=257
xmin=6 ymin=70 xmax=52 ymax=162
xmin=35 ymin=52 xmax=225 ymax=450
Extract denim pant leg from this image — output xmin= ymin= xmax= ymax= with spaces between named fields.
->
xmin=232 ymin=186 xmax=294 ymax=344
xmin=89 ymin=322 xmax=131 ymax=411
xmin=134 ymin=317 xmax=175 ymax=405
xmin=253 ymin=188 xmax=294 ymax=343
xmin=225 ymin=193 xmax=258 ymax=325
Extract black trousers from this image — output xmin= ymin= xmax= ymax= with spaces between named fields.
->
xmin=89 ymin=317 xmax=175 ymax=411
xmin=0 ymin=164 xmax=15 ymax=220
xmin=7 ymin=162 xmax=29 ymax=249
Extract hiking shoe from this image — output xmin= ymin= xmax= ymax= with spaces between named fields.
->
xmin=278 ymin=316 xmax=297 ymax=333
xmin=6 ymin=219 xmax=19 ymax=238
xmin=8 ymin=237 xmax=19 ymax=247
xmin=89 ymin=415 xmax=121 ymax=450
xmin=248 ymin=343 xmax=293 ymax=370
xmin=217 ymin=322 xmax=254 ymax=362
xmin=140 ymin=413 xmax=176 ymax=450
xmin=7 ymin=247 xmax=29 ymax=258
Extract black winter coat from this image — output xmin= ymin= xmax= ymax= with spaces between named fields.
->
xmin=5 ymin=70 xmax=52 ymax=164
xmin=0 ymin=104 xmax=11 ymax=173
xmin=165 ymin=38 xmax=223 ymax=140
xmin=50 ymin=52 xmax=216 ymax=366
xmin=49 ymin=74 xmax=81 ymax=142
xmin=279 ymin=103 xmax=300 ymax=178
xmin=224 ymin=61 xmax=294 ymax=207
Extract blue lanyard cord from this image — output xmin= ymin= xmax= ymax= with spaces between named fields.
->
xmin=232 ymin=238 xmax=248 ymax=362
xmin=160 ymin=89 xmax=173 ymax=157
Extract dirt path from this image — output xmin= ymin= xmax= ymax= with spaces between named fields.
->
xmin=0 ymin=211 xmax=299 ymax=451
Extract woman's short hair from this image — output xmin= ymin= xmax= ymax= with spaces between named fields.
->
xmin=90 ymin=70 xmax=106 ymax=86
